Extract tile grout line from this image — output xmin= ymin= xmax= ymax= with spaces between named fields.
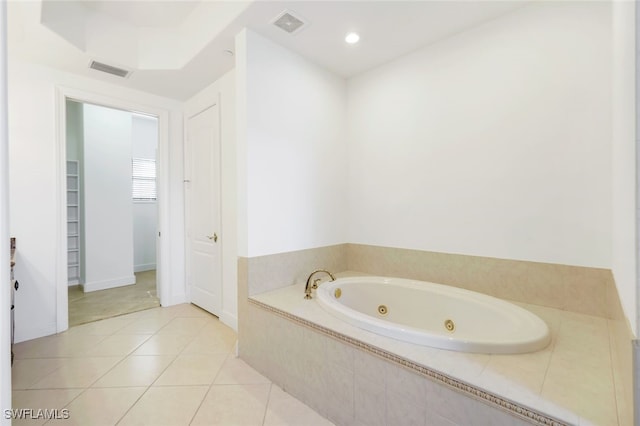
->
xmin=114 ymin=385 xmax=153 ymax=425
xmin=538 ymin=318 xmax=560 ymax=399
xmin=186 ymin=381 xmax=216 ymax=426
xmin=13 ymin=359 xmax=68 ymax=391
xmin=261 ymin=383 xmax=274 ymax=426
xmin=183 ymin=324 xmax=238 ymax=425
xmin=605 ymin=319 xmax=622 ymax=426
xmin=117 ymin=313 xmax=212 ymax=425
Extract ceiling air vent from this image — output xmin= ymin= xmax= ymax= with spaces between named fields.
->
xmin=272 ymin=10 xmax=307 ymax=35
xmin=89 ymin=60 xmax=131 ymax=78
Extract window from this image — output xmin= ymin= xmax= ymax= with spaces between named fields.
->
xmin=132 ymin=158 xmax=156 ymax=201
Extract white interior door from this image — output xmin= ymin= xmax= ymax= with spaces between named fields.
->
xmin=186 ymin=104 xmax=222 ymax=316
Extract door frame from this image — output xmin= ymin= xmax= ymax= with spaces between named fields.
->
xmin=183 ymin=98 xmax=223 ymax=311
xmin=54 ymin=86 xmax=170 ymax=333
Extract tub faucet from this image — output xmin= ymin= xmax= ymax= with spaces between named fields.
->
xmin=304 ymin=269 xmax=336 ymax=299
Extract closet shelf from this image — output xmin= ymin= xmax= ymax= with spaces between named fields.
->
xmin=67 ymin=160 xmax=82 ymax=286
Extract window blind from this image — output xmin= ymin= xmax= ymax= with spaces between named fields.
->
xmin=132 ymin=158 xmax=156 ymax=201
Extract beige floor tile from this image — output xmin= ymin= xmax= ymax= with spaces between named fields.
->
xmin=61 ymin=387 xmax=146 ymax=426
xmin=191 ymin=384 xmax=271 ymax=426
xmin=117 ymin=385 xmax=208 ymax=426
xmin=10 ymin=304 xmax=331 ymax=426
xmin=11 ymin=389 xmax=83 ymax=426
xmin=115 ymin=317 xmax=173 ymax=335
xmin=154 ymin=353 xmax=228 ymax=386
xmin=92 ymin=355 xmax=175 ymax=387
xmin=264 ymin=385 xmax=334 ymax=426
xmin=156 ymin=317 xmax=209 ymax=336
xmin=155 ymin=303 xmax=213 ymax=318
xmin=30 ymin=357 xmax=123 ymax=389
xmin=200 ymin=320 xmax=238 ymax=338
xmin=181 ymin=333 xmax=236 ymax=355
xmin=11 ymin=358 xmax=67 ymax=390
xmin=130 ymin=333 xmax=195 ymax=356
xmin=214 ymin=356 xmax=271 ymax=385
xmin=64 ymin=317 xmax=135 ymax=336
xmin=198 ymin=323 xmax=238 ymax=346
xmin=84 ymin=334 xmax=152 ymax=357
xmin=13 ymin=334 xmax=107 ymax=359
xmin=117 ymin=307 xmax=156 ymax=319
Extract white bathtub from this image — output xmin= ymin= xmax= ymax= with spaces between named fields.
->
xmin=315 ymin=276 xmax=551 ymax=354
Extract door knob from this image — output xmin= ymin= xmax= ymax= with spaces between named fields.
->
xmin=207 ymin=233 xmax=218 ymax=242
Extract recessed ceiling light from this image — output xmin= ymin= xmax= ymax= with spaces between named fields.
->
xmin=345 ymin=32 xmax=360 ymax=44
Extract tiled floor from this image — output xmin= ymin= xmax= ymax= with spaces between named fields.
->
xmin=68 ymin=271 xmax=160 ymax=326
xmin=12 ymin=303 xmax=334 ymax=426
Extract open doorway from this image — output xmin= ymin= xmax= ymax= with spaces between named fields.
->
xmin=65 ymin=100 xmax=160 ymax=326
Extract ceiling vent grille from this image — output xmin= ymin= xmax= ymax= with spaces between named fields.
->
xmin=272 ymin=10 xmax=307 ymax=35
xmin=89 ymin=60 xmax=131 ymax=78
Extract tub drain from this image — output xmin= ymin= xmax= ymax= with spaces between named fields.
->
xmin=444 ymin=319 xmax=455 ymax=333
xmin=378 ymin=305 xmax=388 ymax=316
xmin=334 ymin=288 xmax=342 ymax=299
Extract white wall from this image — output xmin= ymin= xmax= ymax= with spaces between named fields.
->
xmin=0 ymin=0 xmax=11 ymax=420
xmin=347 ymin=2 xmax=612 ymax=269
xmin=132 ymin=114 xmax=158 ymax=273
xmin=236 ymin=31 xmax=248 ymax=258
xmin=82 ymin=104 xmax=135 ymax=292
xmin=238 ymin=29 xmax=348 ymax=258
xmin=8 ymin=59 xmax=185 ymax=342
xmin=132 ymin=203 xmax=157 ymax=272
xmin=184 ymin=69 xmax=238 ymax=329
xmin=611 ymin=0 xmax=637 ymax=337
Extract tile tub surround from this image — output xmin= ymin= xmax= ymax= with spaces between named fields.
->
xmin=347 ymin=244 xmax=614 ymax=319
xmin=238 ymin=244 xmax=634 ymax=424
xmin=237 ymin=245 xmax=348 ymax=384
xmin=242 ymin=243 xmax=619 ymax=319
xmin=245 ymin=244 xmax=348 ymax=296
xmin=242 ymin=277 xmax=627 ymax=426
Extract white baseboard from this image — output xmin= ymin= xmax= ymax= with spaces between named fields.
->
xmin=220 ymin=311 xmax=238 ymax=332
xmin=82 ymin=275 xmax=136 ymax=292
xmin=634 ymin=340 xmax=640 ymax=425
xmin=168 ymin=293 xmax=188 ymax=306
xmin=134 ymin=263 xmax=156 ymax=273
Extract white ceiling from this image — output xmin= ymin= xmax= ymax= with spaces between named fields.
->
xmin=7 ymin=0 xmax=529 ymax=101
xmin=80 ymin=1 xmax=200 ymax=28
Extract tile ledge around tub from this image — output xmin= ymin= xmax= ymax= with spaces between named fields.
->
xmin=247 ymin=297 xmax=570 ymax=426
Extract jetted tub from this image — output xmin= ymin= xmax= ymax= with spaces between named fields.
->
xmin=315 ymin=276 xmax=551 ymax=354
